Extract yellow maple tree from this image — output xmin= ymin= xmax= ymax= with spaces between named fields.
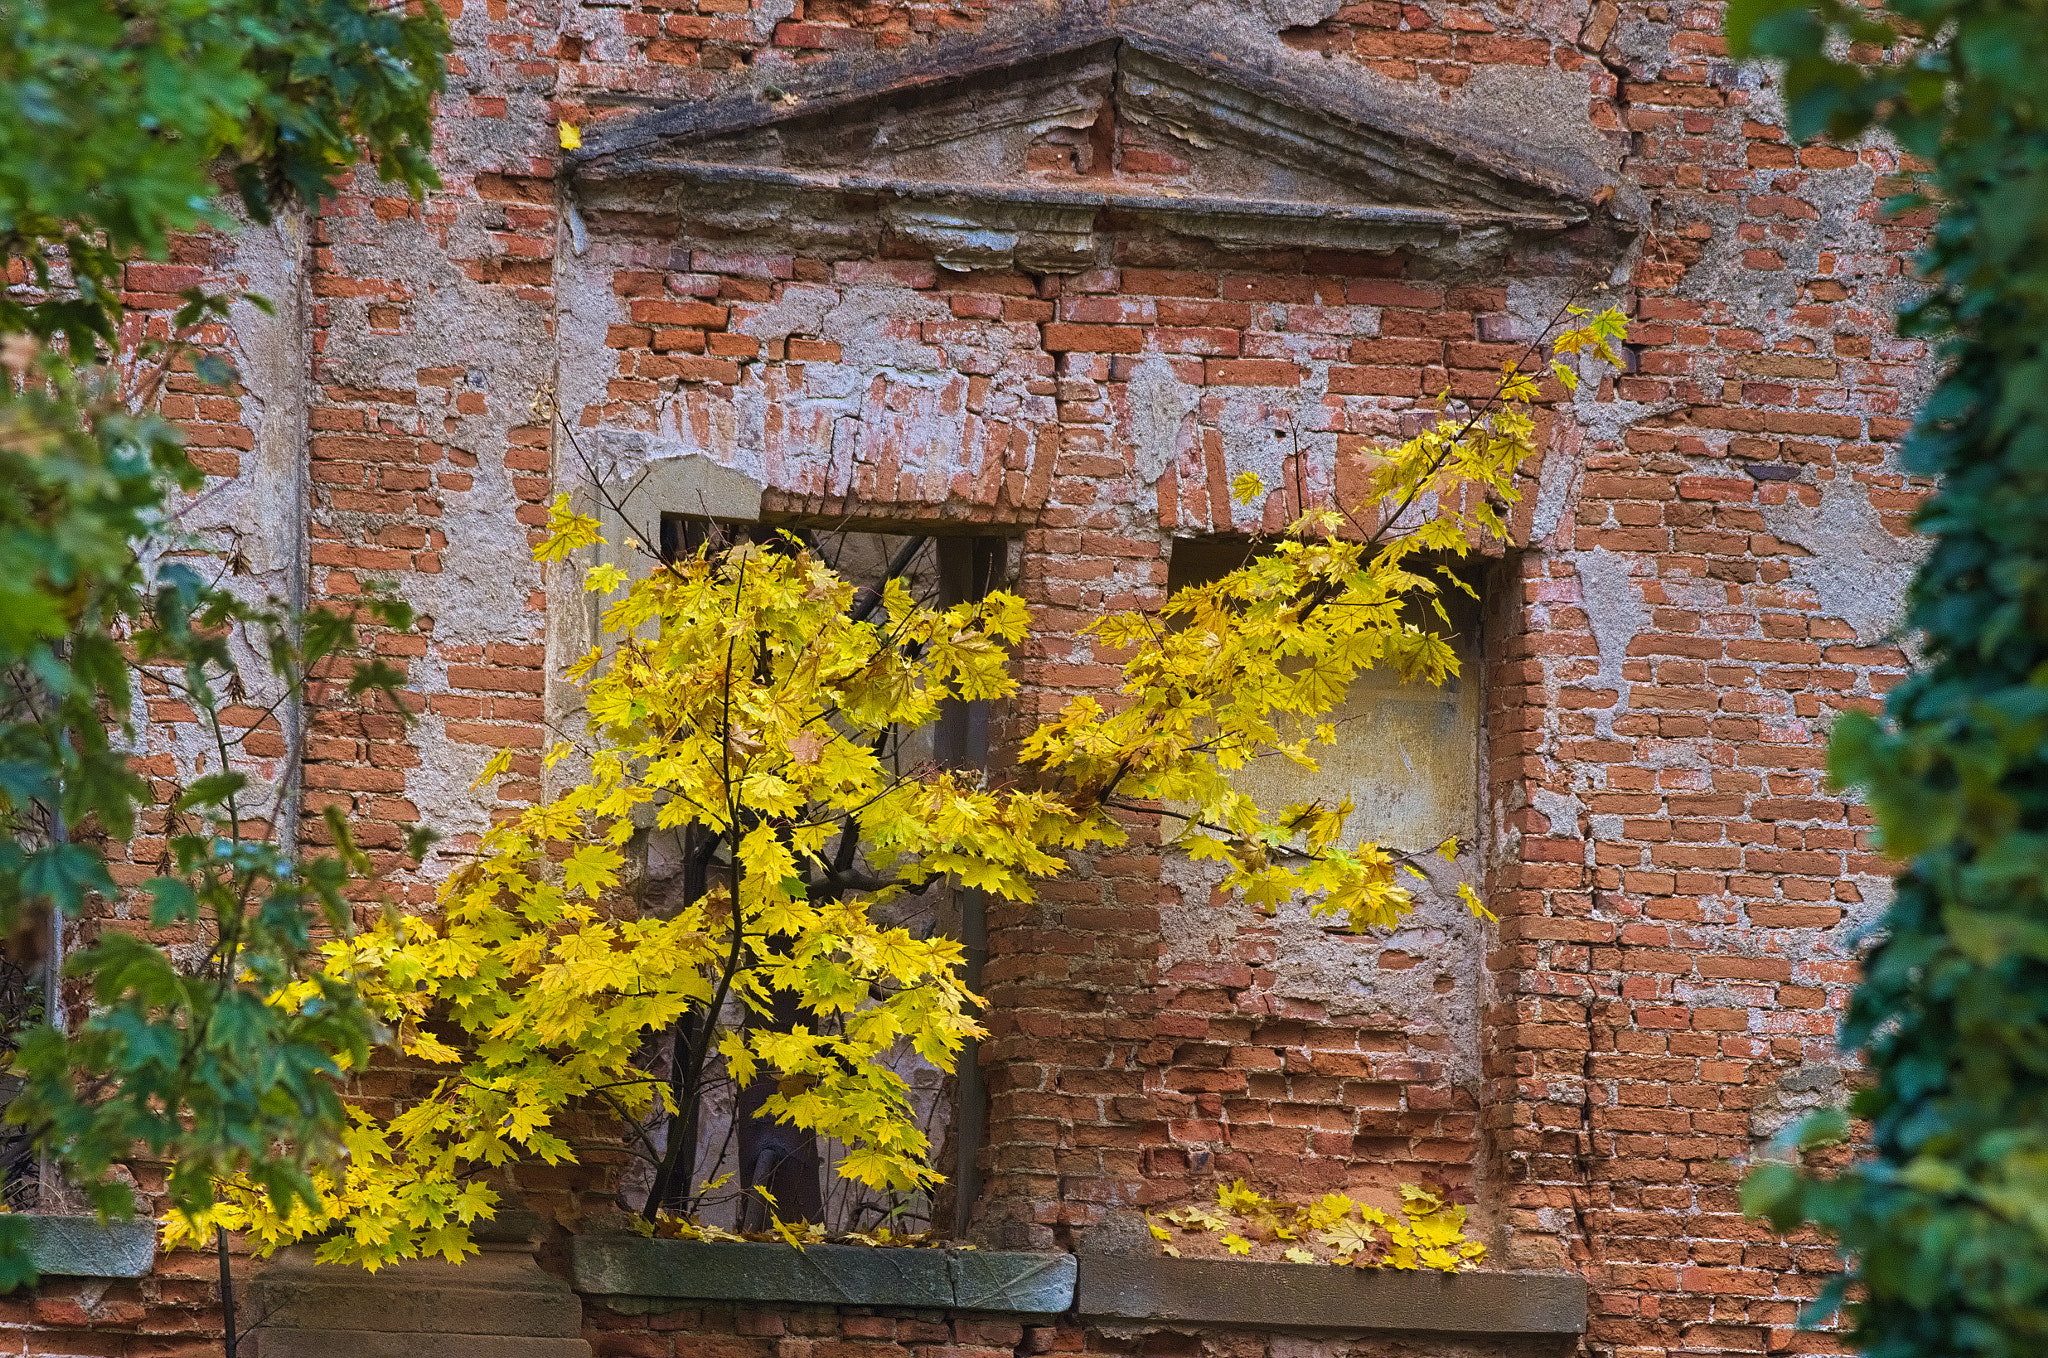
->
xmin=165 ymin=305 xmax=1626 ymax=1267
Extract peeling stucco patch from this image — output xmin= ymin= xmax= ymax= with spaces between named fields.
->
xmin=1749 ymin=1062 xmax=1846 ymax=1143
xmin=1763 ymin=476 xmax=1923 ymax=644
xmin=1572 ymin=547 xmax=1647 ymax=742
xmin=1125 ymin=356 xmax=1200 ymax=485
xmin=1261 ymin=0 xmax=1345 ymax=26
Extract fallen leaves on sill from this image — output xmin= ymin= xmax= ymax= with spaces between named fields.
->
xmin=633 ymin=1213 xmax=975 ymax=1249
xmin=1146 ymin=1179 xmax=1485 ymax=1273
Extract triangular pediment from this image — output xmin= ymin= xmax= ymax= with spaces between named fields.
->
xmin=573 ymin=2 xmax=1619 ymax=268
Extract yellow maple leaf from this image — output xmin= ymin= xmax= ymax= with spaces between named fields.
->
xmin=468 ymin=748 xmax=513 ymax=793
xmin=562 ymin=845 xmax=621 ymax=898
xmin=1457 ymin=882 xmax=1496 ymax=921
xmin=1217 ymin=1179 xmax=1267 ymax=1215
xmin=1305 ymin=1192 xmax=1356 ymax=1231
xmin=584 ymin=563 xmax=628 ymax=594
xmin=1315 ymin=1216 xmax=1380 ymax=1262
xmin=403 ymin=1030 xmax=462 ymax=1064
xmin=1163 ymin=1206 xmax=1228 ymax=1232
xmin=535 ymin=493 xmax=602 ymax=562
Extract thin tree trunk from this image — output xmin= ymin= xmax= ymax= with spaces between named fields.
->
xmin=218 ymin=1227 xmax=237 ymax=1358
xmin=734 ymin=982 xmax=824 ymax=1229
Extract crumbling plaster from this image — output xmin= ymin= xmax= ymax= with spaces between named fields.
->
xmin=315 ymin=211 xmax=562 ymax=841
xmin=131 ymin=213 xmax=315 ymax=848
xmin=1763 ymin=473 xmax=1922 ymax=646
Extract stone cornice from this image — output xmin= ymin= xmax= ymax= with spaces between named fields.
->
xmin=567 ymin=4 xmax=1622 ymax=268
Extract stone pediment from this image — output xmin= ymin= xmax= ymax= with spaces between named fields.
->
xmin=571 ymin=3 xmax=1616 ymax=270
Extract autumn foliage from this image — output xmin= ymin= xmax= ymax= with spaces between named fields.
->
xmin=168 ymin=306 xmax=1627 ymax=1267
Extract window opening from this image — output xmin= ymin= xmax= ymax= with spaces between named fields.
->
xmin=627 ymin=519 xmax=1010 ymax=1239
xmin=1164 ymin=536 xmax=1483 ymax=856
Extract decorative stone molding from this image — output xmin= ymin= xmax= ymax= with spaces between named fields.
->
xmin=1076 ymin=1256 xmax=1588 ymax=1334
xmin=571 ymin=4 xmax=1621 ymax=269
xmin=605 ymin=165 xmax=1547 ymax=262
xmin=570 ymin=1237 xmax=1077 ymax=1316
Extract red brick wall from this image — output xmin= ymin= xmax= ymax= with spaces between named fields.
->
xmin=0 ymin=1252 xmax=224 ymax=1358
xmin=581 ymin=1302 xmax=1576 ymax=1358
xmin=24 ymin=2 xmax=1936 ymax=1357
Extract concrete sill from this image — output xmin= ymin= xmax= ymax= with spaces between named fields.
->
xmin=570 ymin=1237 xmax=1076 ymax=1316
xmin=16 ymin=1215 xmax=156 ymax=1278
xmin=1076 ymin=1255 xmax=1588 ymax=1334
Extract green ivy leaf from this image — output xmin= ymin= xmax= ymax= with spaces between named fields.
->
xmin=0 ymin=1216 xmax=37 ymax=1294
xmin=20 ymin=842 xmax=114 ymax=915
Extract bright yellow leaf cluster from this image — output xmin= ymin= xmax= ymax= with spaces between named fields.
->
xmin=637 ymin=1207 xmax=953 ymax=1250
xmin=1023 ymin=307 xmax=1625 ymax=931
xmin=1150 ymin=1179 xmax=1485 ymax=1273
xmin=169 ymin=534 xmax=1073 ymax=1266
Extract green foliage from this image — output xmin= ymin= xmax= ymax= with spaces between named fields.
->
xmin=0 ymin=0 xmax=449 ymax=1292
xmin=6 ymin=591 xmax=415 ymax=1221
xmin=1 ymin=0 xmax=448 ymax=351
xmin=1729 ymin=1 xmax=2048 ymax=1353
xmin=0 ymin=336 xmax=197 ymax=923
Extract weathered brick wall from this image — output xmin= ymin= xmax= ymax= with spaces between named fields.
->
xmin=580 ymin=1302 xmax=1575 ymax=1358
xmin=0 ymin=1252 xmax=223 ymax=1357
xmin=551 ymin=211 xmax=1525 ymax=1221
xmin=16 ymin=1 xmax=1938 ymax=1356
xmin=586 ymin=1305 xmax=1067 ymax=1358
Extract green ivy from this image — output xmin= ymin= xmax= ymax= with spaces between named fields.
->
xmin=1728 ymin=0 xmax=2048 ymax=1353
xmin=0 ymin=0 xmax=448 ymax=1291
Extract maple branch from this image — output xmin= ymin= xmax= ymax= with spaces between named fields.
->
xmin=1359 ymin=287 xmax=1592 ymax=555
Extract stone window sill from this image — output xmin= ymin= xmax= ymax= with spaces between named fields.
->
xmin=15 ymin=1215 xmax=156 ymax=1278
xmin=570 ymin=1237 xmax=1076 ymax=1316
xmin=1077 ymin=1254 xmax=1588 ymax=1334
xmin=570 ymin=1236 xmax=1586 ymax=1335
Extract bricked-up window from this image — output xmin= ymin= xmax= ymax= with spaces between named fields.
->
xmin=1164 ymin=537 xmax=1482 ymax=861
xmin=1151 ymin=538 xmax=1490 ymax=1200
xmin=629 ymin=519 xmax=1009 ymax=1237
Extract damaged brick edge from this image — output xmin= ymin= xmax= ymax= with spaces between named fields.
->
xmin=13 ymin=1216 xmax=157 ymax=1279
xmin=569 ymin=1237 xmax=1587 ymax=1335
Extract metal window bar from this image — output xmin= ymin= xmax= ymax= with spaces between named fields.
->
xmin=933 ymin=536 xmax=1003 ymax=1240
